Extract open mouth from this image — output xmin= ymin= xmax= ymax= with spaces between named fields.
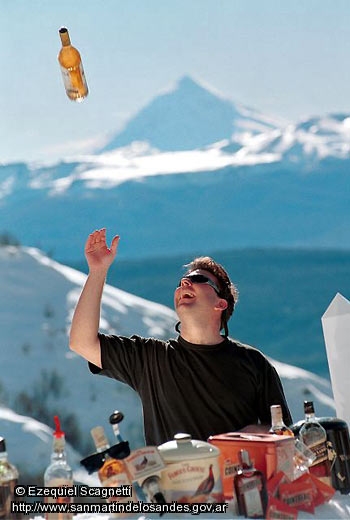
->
xmin=180 ymin=290 xmax=195 ymax=300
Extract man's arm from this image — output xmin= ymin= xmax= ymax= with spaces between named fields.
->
xmin=69 ymin=228 xmax=119 ymax=368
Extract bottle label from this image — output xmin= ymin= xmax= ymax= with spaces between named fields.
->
xmin=304 ymin=440 xmax=332 ymax=486
xmin=60 ymin=63 xmax=88 ymax=100
xmin=160 ymin=457 xmax=223 ymax=503
xmin=236 ymin=475 xmax=264 ymax=517
xmin=0 ymin=477 xmax=17 ymax=518
xmin=44 ymin=478 xmax=73 ymax=520
xmin=305 ymin=439 xmax=328 ymax=467
xmin=98 ymin=459 xmax=132 ymax=503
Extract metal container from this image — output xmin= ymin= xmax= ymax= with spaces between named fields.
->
xmin=158 ymin=433 xmax=223 ymax=503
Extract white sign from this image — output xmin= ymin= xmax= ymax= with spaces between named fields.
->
xmin=321 ymin=293 xmax=350 ymax=426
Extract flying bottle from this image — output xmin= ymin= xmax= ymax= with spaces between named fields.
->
xmin=58 ymin=27 xmax=88 ymax=102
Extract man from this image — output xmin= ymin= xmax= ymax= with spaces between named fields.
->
xmin=70 ymin=228 xmax=292 ymax=445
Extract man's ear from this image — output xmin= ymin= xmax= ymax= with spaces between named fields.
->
xmin=215 ymin=298 xmax=228 ymax=311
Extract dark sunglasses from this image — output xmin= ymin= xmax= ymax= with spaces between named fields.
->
xmin=80 ymin=440 xmax=130 ymax=474
xmin=178 ymin=273 xmax=221 ymax=295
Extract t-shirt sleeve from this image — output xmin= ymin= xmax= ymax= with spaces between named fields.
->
xmin=257 ymin=356 xmax=293 ymax=426
xmin=88 ymin=333 xmax=148 ymax=391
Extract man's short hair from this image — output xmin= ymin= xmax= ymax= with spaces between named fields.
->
xmin=184 ymin=256 xmax=238 ymax=334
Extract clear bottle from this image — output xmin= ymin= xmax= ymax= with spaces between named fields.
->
xmin=269 ymin=404 xmax=294 ymax=437
xmin=58 ymin=27 xmax=88 ymax=102
xmin=43 ymin=416 xmax=73 ymax=520
xmin=298 ymin=401 xmax=332 ymax=486
xmin=234 ymin=449 xmax=268 ymax=518
xmin=0 ymin=437 xmax=20 ymax=519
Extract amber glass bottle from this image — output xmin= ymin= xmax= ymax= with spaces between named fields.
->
xmin=269 ymin=404 xmax=294 ymax=437
xmin=58 ymin=27 xmax=88 ymax=102
xmin=234 ymin=449 xmax=268 ymax=518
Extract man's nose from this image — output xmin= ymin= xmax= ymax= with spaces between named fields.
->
xmin=181 ymin=278 xmax=192 ymax=287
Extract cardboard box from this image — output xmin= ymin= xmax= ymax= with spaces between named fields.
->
xmin=208 ymin=432 xmax=295 ymax=501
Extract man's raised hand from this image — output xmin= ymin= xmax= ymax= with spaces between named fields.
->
xmin=84 ymin=228 xmax=120 ymax=272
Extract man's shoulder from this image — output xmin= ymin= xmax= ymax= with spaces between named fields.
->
xmin=99 ymin=332 xmax=176 ymax=349
xmin=227 ymin=337 xmax=267 ymax=359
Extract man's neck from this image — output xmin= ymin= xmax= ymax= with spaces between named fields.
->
xmin=179 ymin=323 xmax=224 ymax=345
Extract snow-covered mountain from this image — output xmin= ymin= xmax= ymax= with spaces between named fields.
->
xmin=235 ymin=113 xmax=350 ymax=162
xmin=0 ymin=76 xmax=349 ymax=261
xmin=0 ymin=244 xmax=338 ymax=485
xmin=99 ymin=75 xmax=283 ymax=153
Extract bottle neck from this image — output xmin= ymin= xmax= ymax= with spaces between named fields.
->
xmin=271 ymin=407 xmax=284 ymax=427
xmin=239 ymin=450 xmax=253 ymax=470
xmin=0 ymin=451 xmax=8 ymax=461
xmin=305 ymin=411 xmax=316 ymax=421
xmin=51 ymin=437 xmax=67 ymax=462
xmin=111 ymin=424 xmax=123 ymax=444
xmin=59 ymin=28 xmax=71 ymax=47
xmin=51 ymin=449 xmax=67 ymax=463
xmin=91 ymin=426 xmax=110 ymax=452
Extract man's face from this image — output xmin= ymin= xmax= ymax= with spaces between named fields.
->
xmin=174 ymin=269 xmax=223 ymax=315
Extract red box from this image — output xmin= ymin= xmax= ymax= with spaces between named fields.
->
xmin=208 ymin=432 xmax=295 ymax=501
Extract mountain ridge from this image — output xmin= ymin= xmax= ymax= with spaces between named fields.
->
xmin=0 ymin=76 xmax=349 ymax=260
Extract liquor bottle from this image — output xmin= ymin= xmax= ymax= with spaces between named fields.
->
xmin=43 ymin=416 xmax=73 ymax=520
xmin=0 ymin=437 xmax=20 ymax=519
xmin=234 ymin=449 xmax=268 ymax=518
xmin=298 ymin=401 xmax=332 ymax=486
xmin=90 ymin=426 xmax=132 ymax=501
xmin=58 ymin=27 xmax=88 ymax=102
xmin=269 ymin=405 xmax=294 ymax=437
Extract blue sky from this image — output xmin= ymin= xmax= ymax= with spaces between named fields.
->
xmin=1 ymin=0 xmax=350 ymax=163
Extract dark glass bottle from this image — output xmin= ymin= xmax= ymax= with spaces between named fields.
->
xmin=234 ymin=449 xmax=268 ymax=518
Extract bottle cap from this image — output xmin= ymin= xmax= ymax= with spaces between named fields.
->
xmin=239 ymin=449 xmax=252 ymax=467
xmin=54 ymin=415 xmax=65 ymax=438
xmin=109 ymin=410 xmax=124 ymax=425
xmin=304 ymin=401 xmax=315 ymax=414
xmin=0 ymin=437 xmax=6 ymax=453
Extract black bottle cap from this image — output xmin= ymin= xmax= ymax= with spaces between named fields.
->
xmin=109 ymin=410 xmax=124 ymax=425
xmin=304 ymin=401 xmax=315 ymax=414
xmin=0 ymin=437 xmax=6 ymax=452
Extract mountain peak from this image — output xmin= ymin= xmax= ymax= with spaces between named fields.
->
xmin=173 ymin=75 xmax=214 ymax=94
xmin=176 ymin=74 xmax=200 ymax=88
xmin=99 ymin=76 xmax=278 ymax=153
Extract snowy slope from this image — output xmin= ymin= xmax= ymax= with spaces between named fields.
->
xmin=0 ymin=245 xmax=176 ymax=478
xmin=0 ymin=245 xmax=338 ymax=483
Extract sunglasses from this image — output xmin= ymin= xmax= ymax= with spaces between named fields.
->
xmin=80 ymin=440 xmax=130 ymax=474
xmin=178 ymin=273 xmax=221 ymax=295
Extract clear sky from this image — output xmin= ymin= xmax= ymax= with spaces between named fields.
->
xmin=1 ymin=0 xmax=350 ymax=164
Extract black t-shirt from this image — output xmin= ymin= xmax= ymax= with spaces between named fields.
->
xmin=89 ymin=334 xmax=292 ymax=445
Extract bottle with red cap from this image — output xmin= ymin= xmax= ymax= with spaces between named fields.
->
xmin=43 ymin=416 xmax=73 ymax=520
